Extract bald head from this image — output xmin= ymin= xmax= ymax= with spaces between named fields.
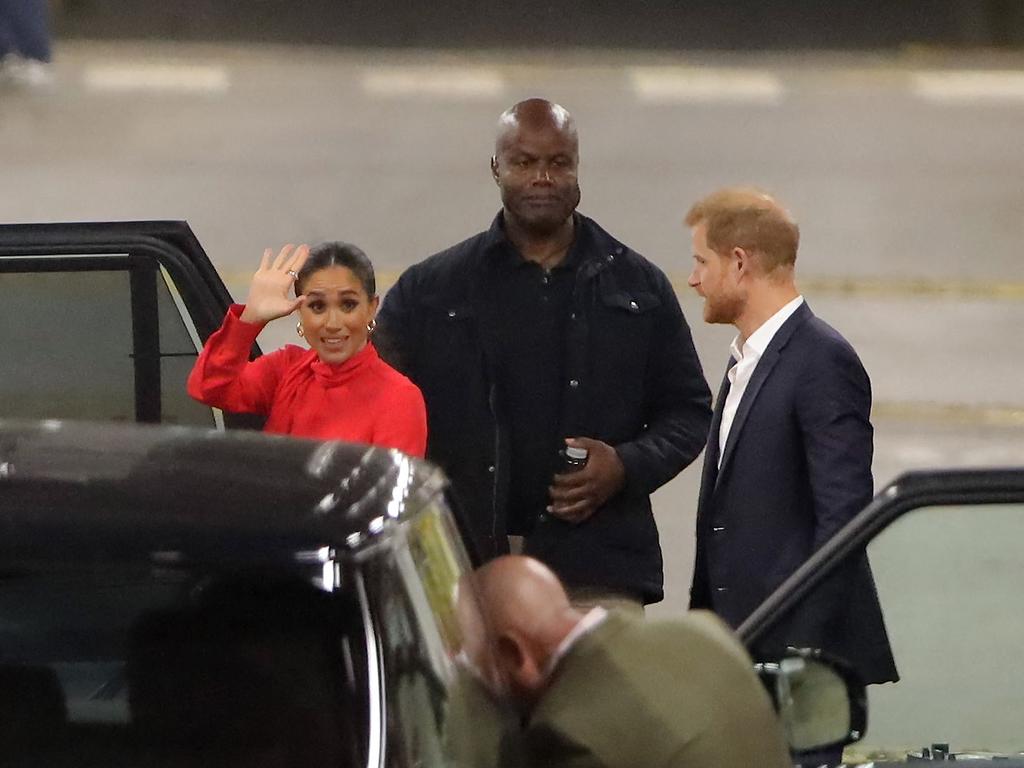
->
xmin=476 ymin=556 xmax=576 ymax=638
xmin=490 ymin=99 xmax=581 ymax=238
xmin=474 ymin=556 xmax=583 ymax=705
xmin=495 ymin=98 xmax=577 ymax=155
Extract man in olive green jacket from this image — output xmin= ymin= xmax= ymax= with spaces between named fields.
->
xmin=474 ymin=556 xmax=790 ymax=768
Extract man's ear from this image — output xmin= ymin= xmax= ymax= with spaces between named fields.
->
xmin=496 ymin=633 xmax=525 ymax=674
xmin=732 ymin=246 xmax=749 ymax=275
xmin=490 ymin=155 xmax=500 ymax=184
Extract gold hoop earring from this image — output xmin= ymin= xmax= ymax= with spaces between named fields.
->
xmin=367 ymin=318 xmax=377 ymax=333
xmin=296 ymin=322 xmax=304 ymax=338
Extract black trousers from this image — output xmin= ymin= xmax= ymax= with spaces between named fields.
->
xmin=0 ymin=0 xmax=51 ymax=61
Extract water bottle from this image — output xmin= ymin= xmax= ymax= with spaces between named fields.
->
xmin=540 ymin=446 xmax=589 ymax=527
xmin=560 ymin=445 xmax=589 ymax=473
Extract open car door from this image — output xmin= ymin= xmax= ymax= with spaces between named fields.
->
xmin=0 ymin=221 xmax=261 ymax=429
xmin=740 ymin=469 xmax=1024 ymax=765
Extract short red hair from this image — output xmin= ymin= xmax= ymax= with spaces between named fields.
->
xmin=686 ymin=187 xmax=799 ymax=274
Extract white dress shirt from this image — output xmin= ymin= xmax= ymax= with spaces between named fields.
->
xmin=718 ymin=295 xmax=804 ymax=468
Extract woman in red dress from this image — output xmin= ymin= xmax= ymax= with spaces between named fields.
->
xmin=188 ymin=242 xmax=427 ymax=457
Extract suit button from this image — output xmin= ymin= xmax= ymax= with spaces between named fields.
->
xmin=715 ymin=587 xmax=729 ymax=594
xmin=712 ymin=526 xmax=725 ymax=533
xmin=447 ymin=310 xmax=457 ymax=318
xmin=487 ymin=465 xmax=495 ymax=474
xmin=569 ymin=379 xmax=579 ymax=388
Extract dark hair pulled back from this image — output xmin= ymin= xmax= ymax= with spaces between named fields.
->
xmin=296 ymin=242 xmax=376 ymax=298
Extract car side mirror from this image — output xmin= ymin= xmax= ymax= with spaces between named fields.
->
xmin=755 ymin=648 xmax=867 ymax=756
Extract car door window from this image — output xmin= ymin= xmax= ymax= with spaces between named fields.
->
xmin=0 ymin=256 xmax=217 ymax=426
xmin=855 ymin=502 xmax=1024 ymax=760
xmin=1 ymin=268 xmax=134 ymax=420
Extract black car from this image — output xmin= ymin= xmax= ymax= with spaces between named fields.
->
xmin=0 ymin=419 xmax=475 ymax=767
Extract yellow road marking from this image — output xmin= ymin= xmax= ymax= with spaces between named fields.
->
xmin=216 ymin=269 xmax=1024 ymax=427
xmin=220 ymin=269 xmax=1024 ymax=301
xmin=796 ymin=275 xmax=1024 ymax=300
xmin=873 ymin=401 xmax=1024 ymax=428
xmin=672 ymin=274 xmax=1024 ymax=301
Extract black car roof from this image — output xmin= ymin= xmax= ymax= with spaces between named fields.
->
xmin=0 ymin=420 xmax=447 ymax=561
xmin=0 ymin=220 xmax=200 ymax=250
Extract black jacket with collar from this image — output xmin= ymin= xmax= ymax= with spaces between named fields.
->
xmin=376 ymin=212 xmax=712 ymax=602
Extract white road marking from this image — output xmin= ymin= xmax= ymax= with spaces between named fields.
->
xmin=629 ymin=66 xmax=784 ymax=104
xmin=361 ymin=67 xmax=505 ymax=99
xmin=83 ymin=63 xmax=230 ymax=94
xmin=911 ymin=70 xmax=1024 ymax=104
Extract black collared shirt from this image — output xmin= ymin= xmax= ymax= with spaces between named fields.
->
xmin=488 ymin=217 xmax=584 ymax=534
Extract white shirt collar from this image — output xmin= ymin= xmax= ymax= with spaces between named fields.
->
xmin=543 ymin=607 xmax=608 ymax=679
xmin=730 ymin=295 xmax=804 ymax=362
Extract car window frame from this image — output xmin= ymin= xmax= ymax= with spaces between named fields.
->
xmin=0 ymin=221 xmax=262 ymax=429
xmin=738 ymin=468 xmax=1024 ymax=648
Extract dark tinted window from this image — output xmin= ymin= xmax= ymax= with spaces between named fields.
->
xmin=1 ymin=270 xmax=134 ymax=419
xmin=0 ymin=260 xmax=215 ymax=426
xmin=0 ymin=561 xmax=364 ymax=767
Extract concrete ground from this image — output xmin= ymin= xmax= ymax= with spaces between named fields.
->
xmin=3 ymin=40 xmax=1023 ymax=616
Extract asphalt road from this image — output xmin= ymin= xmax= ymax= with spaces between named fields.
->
xmin=2 ymin=40 xmax=1023 ymax=619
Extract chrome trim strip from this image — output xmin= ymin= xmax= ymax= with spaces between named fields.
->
xmin=356 ymin=568 xmax=386 ymax=768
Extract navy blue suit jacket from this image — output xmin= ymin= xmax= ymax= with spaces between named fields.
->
xmin=690 ymin=302 xmax=897 ymax=684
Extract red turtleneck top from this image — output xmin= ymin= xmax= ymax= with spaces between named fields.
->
xmin=187 ymin=305 xmax=427 ymax=457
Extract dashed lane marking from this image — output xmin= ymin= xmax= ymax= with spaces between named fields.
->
xmin=361 ymin=67 xmax=505 ymax=99
xmin=911 ymin=70 xmax=1024 ymax=104
xmin=82 ymin=63 xmax=230 ymax=94
xmin=629 ymin=67 xmax=785 ymax=105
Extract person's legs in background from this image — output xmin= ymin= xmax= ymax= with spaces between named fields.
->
xmin=0 ymin=0 xmax=52 ymax=87
xmin=0 ymin=1 xmax=15 ymax=60
xmin=0 ymin=0 xmax=51 ymax=61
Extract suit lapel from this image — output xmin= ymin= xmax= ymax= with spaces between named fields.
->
xmin=697 ymin=360 xmax=733 ymax=511
xmin=715 ymin=350 xmax=780 ymax=481
xmin=715 ymin=302 xmax=813 ymax=483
